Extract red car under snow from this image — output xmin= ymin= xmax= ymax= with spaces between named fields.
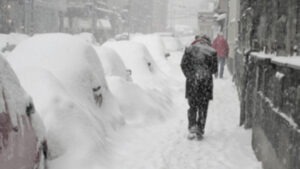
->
xmin=0 ymin=55 xmax=47 ymax=169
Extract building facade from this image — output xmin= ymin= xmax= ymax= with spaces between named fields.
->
xmin=0 ymin=0 xmax=65 ymax=34
xmin=239 ymin=0 xmax=300 ymax=56
xmin=197 ymin=11 xmax=216 ymax=39
xmin=128 ymin=0 xmax=168 ymax=33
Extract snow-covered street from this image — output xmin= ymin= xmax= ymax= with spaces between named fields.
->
xmin=108 ymin=55 xmax=262 ymax=169
xmin=0 ymin=32 xmax=263 ymax=169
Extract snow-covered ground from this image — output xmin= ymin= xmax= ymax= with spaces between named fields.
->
xmin=3 ymin=33 xmax=262 ymax=169
xmin=108 ymin=54 xmax=262 ymax=169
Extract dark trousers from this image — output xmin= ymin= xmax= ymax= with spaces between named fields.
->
xmin=217 ymin=57 xmax=226 ymax=78
xmin=187 ymin=97 xmax=209 ymax=132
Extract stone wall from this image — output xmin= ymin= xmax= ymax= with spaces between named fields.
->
xmin=235 ymin=52 xmax=300 ymax=169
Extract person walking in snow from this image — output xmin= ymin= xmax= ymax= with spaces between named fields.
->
xmin=180 ymin=35 xmax=218 ymax=139
xmin=212 ymin=32 xmax=229 ymax=79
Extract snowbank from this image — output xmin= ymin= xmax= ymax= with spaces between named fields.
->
xmin=8 ymin=33 xmax=124 ymax=169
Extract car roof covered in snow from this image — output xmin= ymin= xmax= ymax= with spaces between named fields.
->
xmin=8 ymin=33 xmax=108 ymax=103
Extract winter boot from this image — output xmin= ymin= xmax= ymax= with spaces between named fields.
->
xmin=187 ymin=125 xmax=201 ymax=140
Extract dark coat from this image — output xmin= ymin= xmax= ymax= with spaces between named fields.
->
xmin=180 ymin=42 xmax=218 ymax=100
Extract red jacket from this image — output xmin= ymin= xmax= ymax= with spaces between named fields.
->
xmin=212 ymin=35 xmax=229 ymax=58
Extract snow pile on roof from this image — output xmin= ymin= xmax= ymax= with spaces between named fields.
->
xmin=131 ymin=34 xmax=172 ymax=74
xmin=8 ymin=33 xmax=124 ymax=169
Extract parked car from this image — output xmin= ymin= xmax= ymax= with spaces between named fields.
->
xmin=0 ymin=55 xmax=47 ymax=169
xmin=131 ymin=34 xmax=172 ymax=74
xmin=7 ymin=33 xmax=125 ymax=168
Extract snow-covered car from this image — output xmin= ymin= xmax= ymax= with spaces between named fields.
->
xmin=93 ymin=45 xmax=171 ymax=125
xmin=8 ymin=33 xmax=124 ymax=169
xmin=0 ymin=33 xmax=29 ymax=55
xmin=161 ymin=36 xmax=183 ymax=52
xmin=0 ymin=55 xmax=47 ymax=169
xmin=93 ymin=46 xmax=131 ymax=81
xmin=114 ymin=33 xmax=130 ymax=41
xmin=131 ymin=34 xmax=172 ymax=74
xmin=103 ymin=40 xmax=168 ymax=89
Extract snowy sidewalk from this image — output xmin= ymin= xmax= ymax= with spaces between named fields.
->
xmin=108 ymin=65 xmax=262 ymax=169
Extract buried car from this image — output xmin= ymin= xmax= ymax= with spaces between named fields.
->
xmin=7 ymin=33 xmax=125 ymax=169
xmin=0 ymin=55 xmax=47 ymax=169
xmin=94 ymin=45 xmax=172 ymax=125
xmin=103 ymin=40 xmax=169 ymax=90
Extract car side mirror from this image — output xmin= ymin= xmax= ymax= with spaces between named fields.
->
xmin=165 ymin=53 xmax=170 ymax=58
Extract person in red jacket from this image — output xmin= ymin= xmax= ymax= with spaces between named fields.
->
xmin=212 ymin=32 xmax=229 ymax=78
